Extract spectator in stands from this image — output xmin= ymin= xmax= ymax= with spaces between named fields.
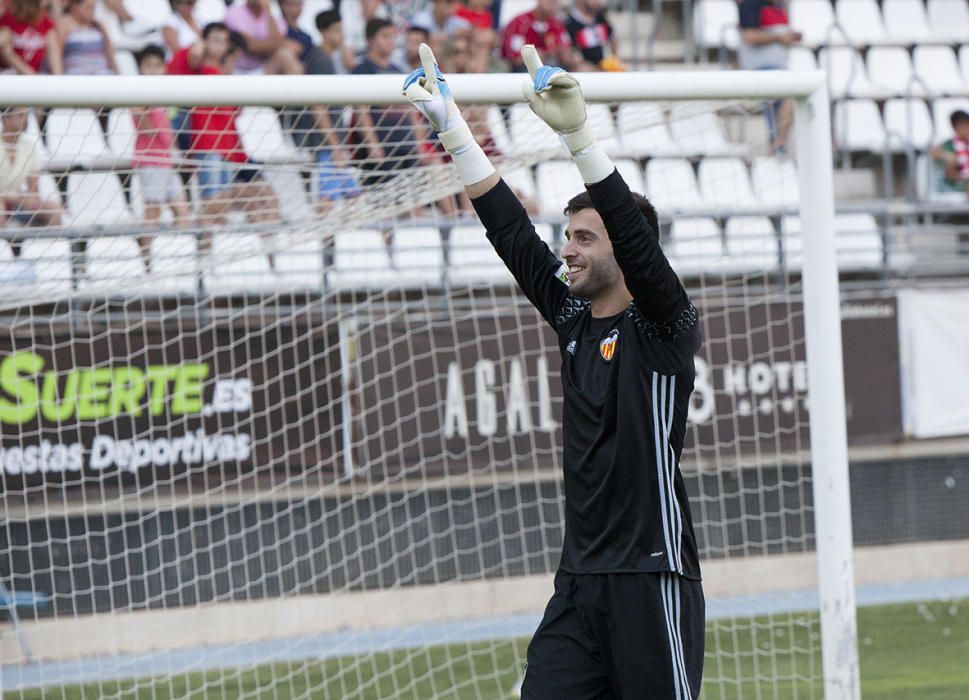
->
xmin=409 ymin=0 xmax=470 ymax=51
xmin=132 ymin=44 xmax=191 ymax=266
xmin=564 ymin=0 xmax=623 ymax=71
xmin=360 ymin=0 xmax=425 ymax=34
xmin=161 ymin=0 xmax=204 ymax=58
xmin=49 ymin=0 xmax=117 ymax=76
xmin=188 ymin=27 xmax=281 ymax=235
xmin=930 ymin=110 xmax=969 ymax=196
xmin=456 ymin=0 xmax=492 ymax=31
xmin=501 ymin=0 xmax=588 ymax=72
xmin=738 ymin=0 xmax=801 ymax=154
xmin=403 ymin=24 xmax=428 ymax=70
xmin=0 ymin=107 xmax=64 ymax=254
xmin=224 ymin=0 xmax=302 ymax=74
xmin=0 ymin=0 xmax=58 ymax=74
xmin=316 ymin=9 xmax=353 ymax=73
xmin=278 ymin=0 xmax=314 ymax=63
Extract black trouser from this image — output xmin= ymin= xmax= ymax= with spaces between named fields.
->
xmin=522 ymin=570 xmax=705 ymax=700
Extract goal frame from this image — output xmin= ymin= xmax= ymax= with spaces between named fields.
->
xmin=0 ymin=69 xmax=859 ymax=700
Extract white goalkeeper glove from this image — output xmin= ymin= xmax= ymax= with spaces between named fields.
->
xmin=520 ymin=45 xmax=614 ymax=184
xmin=402 ymin=43 xmax=495 ymax=186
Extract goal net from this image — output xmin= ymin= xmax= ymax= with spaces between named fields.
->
xmin=0 ymin=71 xmax=856 ymax=699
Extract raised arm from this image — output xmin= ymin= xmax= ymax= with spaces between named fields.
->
xmin=402 ymin=43 xmax=569 ymax=327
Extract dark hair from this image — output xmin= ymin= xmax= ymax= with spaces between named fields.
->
xmin=365 ymin=18 xmax=394 ymax=40
xmin=406 ymin=24 xmax=430 ymax=38
xmin=316 ymin=9 xmax=341 ymax=31
xmin=951 ymin=110 xmax=969 ymax=127
xmin=563 ymin=190 xmax=660 ymax=241
xmin=135 ymin=44 xmax=166 ymax=67
xmin=228 ymin=30 xmax=248 ymax=54
xmin=202 ymin=21 xmax=230 ymax=39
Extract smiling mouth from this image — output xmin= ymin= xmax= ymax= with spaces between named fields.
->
xmin=568 ymin=265 xmax=585 ymax=279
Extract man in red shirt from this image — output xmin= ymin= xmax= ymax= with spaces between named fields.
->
xmin=500 ymin=0 xmax=586 ymax=72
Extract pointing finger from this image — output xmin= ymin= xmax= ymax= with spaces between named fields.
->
xmin=521 ymin=44 xmax=543 ymax=80
xmin=419 ymin=43 xmax=438 ymax=85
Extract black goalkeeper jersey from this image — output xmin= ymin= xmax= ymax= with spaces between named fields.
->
xmin=472 ymin=170 xmax=702 ymax=580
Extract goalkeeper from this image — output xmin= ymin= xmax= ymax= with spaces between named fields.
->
xmin=404 ymin=44 xmax=704 ymax=698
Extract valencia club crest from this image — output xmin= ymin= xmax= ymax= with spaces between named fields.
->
xmin=599 ymin=329 xmax=619 ymax=361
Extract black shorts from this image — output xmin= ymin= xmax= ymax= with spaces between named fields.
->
xmin=522 ymin=570 xmax=704 ymax=700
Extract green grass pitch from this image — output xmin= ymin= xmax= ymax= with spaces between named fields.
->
xmin=8 ymin=598 xmax=968 ymax=699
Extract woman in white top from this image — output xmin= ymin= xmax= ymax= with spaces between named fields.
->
xmin=161 ymin=0 xmax=203 ymax=58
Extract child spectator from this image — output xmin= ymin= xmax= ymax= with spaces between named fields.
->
xmin=930 ymin=110 xmax=969 ymax=197
xmin=409 ymin=0 xmax=470 ymax=50
xmin=132 ymin=44 xmax=191 ymax=267
xmin=161 ymin=0 xmax=204 ymax=58
xmin=0 ymin=0 xmax=58 ymax=74
xmin=49 ymin=0 xmax=118 ymax=76
xmin=224 ymin=0 xmax=301 ymax=75
xmin=316 ymin=9 xmax=353 ymax=73
xmin=0 ymin=107 xmax=64 ymax=255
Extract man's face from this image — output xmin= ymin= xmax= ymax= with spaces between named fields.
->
xmin=955 ymin=119 xmax=969 ymax=142
xmin=322 ymin=22 xmax=343 ymax=47
xmin=2 ymin=109 xmax=28 ymax=135
xmin=535 ymin=0 xmax=558 ymax=18
xmin=370 ymin=26 xmax=397 ymax=58
xmin=404 ymin=29 xmax=425 ymax=65
xmin=204 ymin=29 xmax=230 ymax=62
xmin=561 ymin=207 xmax=624 ymax=300
xmin=434 ymin=0 xmax=457 ymax=18
xmin=280 ymin=0 xmax=303 ymax=23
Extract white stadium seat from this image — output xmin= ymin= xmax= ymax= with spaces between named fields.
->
xmin=67 ymin=173 xmax=133 ymax=228
xmin=914 ymin=153 xmax=968 ymax=204
xmin=19 ymin=239 xmax=73 ymax=297
xmin=615 ymin=103 xmax=679 ymax=157
xmin=499 ymin=0 xmax=535 ymax=27
xmin=150 ymin=234 xmax=203 ymax=294
xmin=274 ymin=233 xmax=325 ymax=290
xmin=724 ymin=216 xmax=778 ymax=271
xmin=668 ymin=217 xmax=723 ymax=275
xmin=236 ymin=107 xmax=302 ymax=164
xmin=833 ymin=99 xmax=887 ymax=153
xmin=669 ymin=103 xmax=744 ymax=157
xmin=645 ymin=159 xmax=705 ymax=214
xmin=818 ymin=47 xmax=890 ymax=99
xmin=789 ymin=0 xmax=838 ymax=47
xmin=586 ymin=104 xmax=623 ymax=157
xmin=787 ymin=47 xmax=818 ymax=72
xmin=486 ymin=106 xmax=513 ymax=156
xmin=883 ymin=99 xmax=934 ymax=151
xmin=114 ymin=49 xmax=138 ymax=75
xmin=45 ymin=108 xmax=112 ymax=170
xmin=501 ymin=166 xmax=537 ymax=201
xmin=752 ymin=156 xmax=799 ymax=211
xmin=912 ymin=46 xmax=966 ymax=98
xmin=205 ymin=233 xmax=279 ymax=294
xmin=328 ymin=229 xmax=397 ymax=290
xmin=196 ymin=0 xmax=230 ymax=24
xmin=784 ymin=214 xmax=884 ymax=270
xmin=448 ymin=225 xmax=513 ymax=284
xmin=882 ymin=0 xmax=943 ymax=44
xmin=960 ymin=47 xmax=969 ymax=90
xmin=509 ymin=104 xmax=561 ymax=155
xmin=105 ymin=109 xmax=136 ymax=166
xmin=536 ymin=161 xmax=584 ymax=219
xmin=694 ymin=0 xmax=739 ymax=50
xmin=82 ymin=236 xmax=144 ymax=291
xmin=866 ymin=47 xmax=919 ymax=96
xmin=697 ymin=157 xmax=760 ymax=212
xmin=835 ymin=0 xmax=890 ymax=46
xmin=927 ymin=0 xmax=969 ymax=43
xmin=392 ymin=227 xmax=444 ymax=287
xmin=932 ymin=98 xmax=969 ymax=142
xmin=614 ymin=159 xmax=646 ymax=195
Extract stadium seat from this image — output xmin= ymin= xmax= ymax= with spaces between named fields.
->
xmin=236 ymin=107 xmax=303 ymax=164
xmin=833 ymin=99 xmax=887 ymax=153
xmin=536 ymin=161 xmax=584 ymax=219
xmin=274 ymin=232 xmax=325 ymax=290
xmin=724 ymin=216 xmax=779 ymax=272
xmin=668 ymin=217 xmax=723 ymax=275
xmin=694 ymin=0 xmax=740 ymax=50
xmin=646 ymin=159 xmax=705 ymax=214
xmin=866 ymin=47 xmax=920 ymax=96
xmin=912 ymin=46 xmax=966 ymax=98
xmin=263 ymin=167 xmax=313 ymax=225
xmin=697 ymin=158 xmax=760 ymax=212
xmin=486 ymin=106 xmax=513 ymax=156
xmin=932 ymin=98 xmax=969 ymax=142
xmin=752 ymin=156 xmax=799 ymax=211
xmin=509 ymin=104 xmax=561 ymax=155
xmin=614 ymin=159 xmax=646 ymax=195
xmin=927 ymin=0 xmax=969 ymax=43
xmin=82 ymin=236 xmax=145 ymax=291
xmin=501 ymin=166 xmax=537 ymax=202
xmin=586 ymin=104 xmax=623 ymax=157
xmin=18 ymin=238 xmax=73 ymax=297
xmin=205 ymin=233 xmax=280 ymax=294
xmin=105 ymin=109 xmax=136 ymax=167
xmin=959 ymin=46 xmax=969 ymax=90
xmin=328 ymin=229 xmax=397 ymax=290
xmin=392 ymin=227 xmax=445 ymax=287
xmin=789 ymin=0 xmax=838 ymax=47
xmin=67 ymin=173 xmax=134 ymax=228
xmin=835 ymin=0 xmax=890 ymax=46
xmin=818 ymin=47 xmax=890 ymax=99
xmin=45 ymin=108 xmax=113 ymax=170
xmin=499 ymin=0 xmax=535 ymax=27
xmin=787 ymin=47 xmax=818 ymax=72
xmin=0 ymin=240 xmax=37 ymax=296
xmin=882 ymin=0 xmax=944 ymax=44
xmin=448 ymin=225 xmax=514 ymax=284
xmin=194 ymin=0 xmax=229 ymax=24
xmin=114 ymin=49 xmax=138 ymax=75
xmin=914 ymin=153 xmax=968 ymax=204
xmin=668 ymin=103 xmax=745 ymax=158
xmin=615 ymin=102 xmax=679 ymax=157
xmin=149 ymin=234 xmax=203 ymax=294
xmin=882 ymin=99 xmax=934 ymax=151
xmin=784 ymin=214 xmax=885 ymax=270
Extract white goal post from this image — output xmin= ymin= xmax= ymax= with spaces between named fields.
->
xmin=0 ymin=69 xmax=858 ymax=699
